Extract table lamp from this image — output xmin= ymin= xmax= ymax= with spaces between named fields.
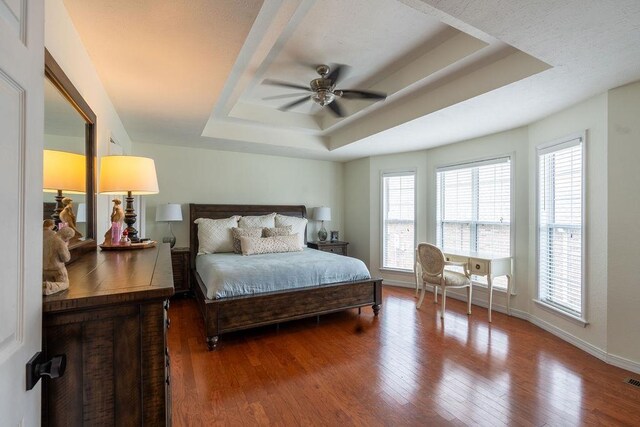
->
xmin=43 ymin=150 xmax=86 ymax=225
xmin=155 ymin=203 xmax=182 ymax=248
xmin=312 ymin=206 xmax=331 ymax=241
xmin=76 ymin=203 xmax=86 ymax=223
xmin=99 ymin=155 xmax=159 ymax=242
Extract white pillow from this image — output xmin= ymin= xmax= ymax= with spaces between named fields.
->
xmin=240 ymin=235 xmax=302 ymax=256
xmin=275 ymin=214 xmax=308 ymax=247
xmin=239 ymin=213 xmax=276 ymax=228
xmin=194 ymin=216 xmax=240 ymax=254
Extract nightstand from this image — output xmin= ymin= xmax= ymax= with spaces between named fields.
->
xmin=307 ymin=240 xmax=349 ymax=256
xmin=171 ymin=246 xmax=191 ymax=295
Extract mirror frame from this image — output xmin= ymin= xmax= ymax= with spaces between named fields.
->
xmin=44 ymin=49 xmax=97 ymax=259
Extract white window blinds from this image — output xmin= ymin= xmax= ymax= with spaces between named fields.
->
xmin=537 ymin=138 xmax=584 ymax=316
xmin=436 ymin=158 xmax=511 ymax=286
xmin=382 ymin=172 xmax=415 ymax=271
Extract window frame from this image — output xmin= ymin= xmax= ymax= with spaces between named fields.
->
xmin=434 ymin=153 xmax=516 ymax=290
xmin=380 ymin=169 xmax=417 ymax=273
xmin=534 ymin=132 xmax=587 ymax=325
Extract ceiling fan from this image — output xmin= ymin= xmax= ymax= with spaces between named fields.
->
xmin=262 ymin=64 xmax=387 ymax=117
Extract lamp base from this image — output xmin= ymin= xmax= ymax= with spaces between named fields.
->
xmin=123 ymin=191 xmax=139 ymax=242
xmin=162 ymin=236 xmax=176 ymax=248
xmin=318 ymin=224 xmax=328 ymax=242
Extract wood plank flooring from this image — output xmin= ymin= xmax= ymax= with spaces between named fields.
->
xmin=168 ymin=286 xmax=640 ymax=426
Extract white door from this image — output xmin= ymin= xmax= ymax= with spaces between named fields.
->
xmin=0 ymin=0 xmax=45 ymax=425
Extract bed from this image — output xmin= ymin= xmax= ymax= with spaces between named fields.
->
xmin=189 ymin=204 xmax=383 ymax=350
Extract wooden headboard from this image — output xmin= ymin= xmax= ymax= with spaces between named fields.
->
xmin=189 ymin=204 xmax=307 ymax=267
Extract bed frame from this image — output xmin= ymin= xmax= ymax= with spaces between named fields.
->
xmin=189 ymin=204 xmax=382 ymax=350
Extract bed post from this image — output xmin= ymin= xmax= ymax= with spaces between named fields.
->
xmin=372 ymin=279 xmax=382 ymax=316
xmin=206 ymin=336 xmax=218 ymax=351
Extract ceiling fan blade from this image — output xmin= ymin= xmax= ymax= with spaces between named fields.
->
xmin=279 ymin=96 xmax=310 ymax=111
xmin=327 ymin=100 xmax=345 ymax=117
xmin=327 ymin=64 xmax=347 ymax=86
xmin=262 ymin=79 xmax=309 ymax=91
xmin=263 ymin=92 xmax=311 ymax=101
xmin=339 ymin=89 xmax=387 ymax=100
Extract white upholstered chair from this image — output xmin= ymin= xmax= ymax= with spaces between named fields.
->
xmin=415 ymin=243 xmax=472 ymax=318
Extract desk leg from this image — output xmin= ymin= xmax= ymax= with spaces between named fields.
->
xmin=488 ymin=275 xmax=493 ymax=323
xmin=506 ymin=274 xmax=512 ymax=316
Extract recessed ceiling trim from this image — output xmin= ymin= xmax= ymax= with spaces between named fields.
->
xmin=210 ymin=0 xmax=316 ymax=121
xmin=320 ymin=30 xmax=489 ymax=131
xmin=329 ymin=49 xmax=551 ymax=150
xmin=204 ymin=119 xmax=328 ymax=152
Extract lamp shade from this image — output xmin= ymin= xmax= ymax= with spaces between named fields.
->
xmin=156 ymin=203 xmax=182 ymax=222
xmin=76 ymin=202 xmax=86 ymax=223
xmin=99 ymin=155 xmax=159 ymax=195
xmin=43 ymin=149 xmax=86 ymax=193
xmin=312 ymin=207 xmax=331 ymax=221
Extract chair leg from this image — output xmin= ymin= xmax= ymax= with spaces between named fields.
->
xmin=466 ymin=285 xmax=472 ymax=315
xmin=441 ymin=288 xmax=447 ymax=318
xmin=416 ymin=281 xmax=426 ymax=309
xmin=433 ymin=285 xmax=438 ymax=304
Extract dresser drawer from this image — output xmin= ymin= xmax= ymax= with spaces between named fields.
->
xmin=325 ymin=246 xmax=345 ymax=255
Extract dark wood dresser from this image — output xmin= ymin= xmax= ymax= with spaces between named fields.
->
xmin=42 ymin=244 xmax=174 ymax=426
xmin=170 ymin=246 xmax=191 ymax=295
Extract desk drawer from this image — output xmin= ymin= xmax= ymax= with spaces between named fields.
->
xmin=444 ymin=254 xmax=468 ymax=264
xmin=469 ymin=258 xmax=489 ymax=276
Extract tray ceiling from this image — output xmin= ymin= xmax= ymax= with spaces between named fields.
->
xmin=62 ymin=0 xmax=640 ymax=161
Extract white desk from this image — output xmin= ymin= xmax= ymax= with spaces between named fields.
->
xmin=442 ymin=250 xmax=513 ymax=322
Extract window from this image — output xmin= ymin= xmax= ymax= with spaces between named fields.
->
xmin=537 ymin=136 xmax=584 ymax=317
xmin=436 ymin=157 xmax=511 ymax=286
xmin=382 ymin=171 xmax=416 ymax=271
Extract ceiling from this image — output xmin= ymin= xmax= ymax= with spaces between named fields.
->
xmin=63 ymin=0 xmax=640 ymax=161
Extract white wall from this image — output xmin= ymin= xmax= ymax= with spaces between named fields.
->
xmin=134 ymin=142 xmax=344 ymax=247
xmin=425 ymin=127 xmax=530 ymax=311
xmin=344 ymin=88 xmax=640 ymax=372
xmin=45 ymin=0 xmax=133 ymax=236
xmin=343 ymin=157 xmax=371 ymax=265
xmin=368 ymin=151 xmax=429 ymax=287
xmin=607 ymin=81 xmax=640 ymax=366
xmin=528 ymin=93 xmax=609 ymax=352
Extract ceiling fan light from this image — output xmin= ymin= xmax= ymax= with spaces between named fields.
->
xmin=312 ymin=90 xmax=335 ymax=106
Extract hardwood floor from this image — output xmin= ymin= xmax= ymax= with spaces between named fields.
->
xmin=168 ymin=286 xmax=640 ymax=426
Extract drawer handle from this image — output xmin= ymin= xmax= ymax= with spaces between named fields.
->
xmin=475 ymin=264 xmax=481 ymax=269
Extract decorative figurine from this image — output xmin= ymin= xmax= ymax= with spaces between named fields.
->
xmin=120 ymin=229 xmax=131 ymax=246
xmin=42 ymin=220 xmax=75 ymax=295
xmin=59 ymin=197 xmax=82 ymax=239
xmin=103 ymin=199 xmax=125 ymax=246
xmin=111 ymin=198 xmax=124 ymax=223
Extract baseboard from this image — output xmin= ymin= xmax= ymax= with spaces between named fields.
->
xmin=384 ymin=280 xmax=512 ymax=315
xmin=606 ymin=353 xmax=640 ymax=375
xmin=384 ymin=281 xmax=640 ymax=374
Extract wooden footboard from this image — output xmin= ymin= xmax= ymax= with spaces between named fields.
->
xmin=193 ymin=269 xmax=382 ymax=350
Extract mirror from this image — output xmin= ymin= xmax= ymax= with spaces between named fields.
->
xmin=44 ymin=49 xmax=96 ymax=259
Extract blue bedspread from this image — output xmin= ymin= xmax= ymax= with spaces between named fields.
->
xmin=195 ymin=248 xmax=371 ymax=299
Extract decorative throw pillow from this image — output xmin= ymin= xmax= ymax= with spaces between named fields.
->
xmin=194 ymin=216 xmax=240 ymax=254
xmin=275 ymin=214 xmax=308 ymax=247
xmin=262 ymin=225 xmax=292 ymax=237
xmin=231 ymin=227 xmax=262 ymax=254
xmin=240 ymin=235 xmax=302 ymax=256
xmin=239 ymin=213 xmax=276 ymax=229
